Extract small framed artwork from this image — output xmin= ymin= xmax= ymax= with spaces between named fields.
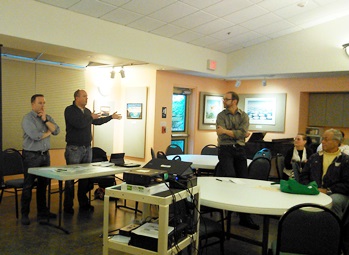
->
xmin=126 ymin=103 xmax=142 ymax=119
xmin=245 ymin=97 xmax=276 ymax=125
xmin=199 ymin=92 xmax=224 ymax=130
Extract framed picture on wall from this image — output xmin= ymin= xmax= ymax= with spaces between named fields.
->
xmin=126 ymin=103 xmax=142 ymax=119
xmin=245 ymin=97 xmax=276 ymax=125
xmin=238 ymin=93 xmax=287 ymax=132
xmin=199 ymin=92 xmax=224 ymax=130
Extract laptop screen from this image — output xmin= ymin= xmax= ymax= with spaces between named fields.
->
xmin=110 ymin=153 xmax=125 ymax=165
xmin=248 ymin=132 xmax=266 ymax=142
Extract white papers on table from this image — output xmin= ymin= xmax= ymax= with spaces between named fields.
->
xmin=110 ymin=234 xmax=131 ymax=243
xmin=131 ymin=223 xmax=174 ymax=239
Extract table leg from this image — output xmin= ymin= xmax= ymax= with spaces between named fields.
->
xmin=39 ymin=179 xmax=70 ymax=234
xmin=262 ymin=216 xmax=270 ymax=255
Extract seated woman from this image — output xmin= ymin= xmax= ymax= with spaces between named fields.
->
xmin=284 ymin=133 xmax=313 ymax=178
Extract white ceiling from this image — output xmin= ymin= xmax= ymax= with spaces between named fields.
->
xmin=35 ymin=0 xmax=349 ymax=54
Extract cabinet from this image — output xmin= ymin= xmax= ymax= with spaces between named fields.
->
xmin=103 ymin=185 xmax=200 ymax=255
xmin=308 ymin=93 xmax=349 ymax=127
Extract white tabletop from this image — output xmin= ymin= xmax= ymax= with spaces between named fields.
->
xmin=166 ymin=154 xmax=218 ymax=169
xmin=167 ymin=154 xmax=252 ymax=170
xmin=198 ymin=177 xmax=332 ymax=216
xmin=28 ymin=163 xmax=134 ymax=181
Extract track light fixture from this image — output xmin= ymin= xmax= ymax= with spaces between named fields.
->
xmin=343 ymin=43 xmax=349 ymax=57
xmin=110 ymin=67 xmax=115 ymax=79
xmin=120 ymin=67 xmax=125 ymax=78
xmin=235 ymin=80 xmax=241 ymax=88
xmin=262 ymin=79 xmax=267 ymax=87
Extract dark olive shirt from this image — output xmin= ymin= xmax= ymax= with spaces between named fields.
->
xmin=216 ymin=108 xmax=249 ymax=146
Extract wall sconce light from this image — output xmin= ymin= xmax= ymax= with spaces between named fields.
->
xmin=262 ymin=79 xmax=267 ymax=87
xmin=235 ymin=80 xmax=241 ymax=88
xmin=120 ymin=67 xmax=125 ymax=78
xmin=110 ymin=67 xmax=115 ymax=79
xmin=343 ymin=43 xmax=349 ymax=57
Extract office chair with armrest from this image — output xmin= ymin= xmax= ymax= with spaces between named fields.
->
xmin=0 ymin=148 xmax=28 ymax=218
xmin=271 ymin=203 xmax=342 ymax=255
xmin=165 ymin=144 xmax=183 ymax=156
xmin=197 ymin=144 xmax=218 ymax=176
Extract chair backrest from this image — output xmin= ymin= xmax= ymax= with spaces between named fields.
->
xmin=165 ymin=144 xmax=183 ymax=156
xmin=151 ymin=147 xmax=156 ymax=159
xmin=201 ymin=144 xmax=218 ymax=155
xmin=247 ymin=157 xmax=271 ymax=180
xmin=2 ymin=148 xmax=25 ymax=176
xmin=92 ymin=147 xmax=108 ymax=162
xmin=275 ymin=153 xmax=285 ymax=180
xmin=171 ymin=155 xmax=182 ymax=161
xmin=156 ymin=151 xmax=167 ymax=159
xmin=276 ymin=203 xmax=342 ymax=255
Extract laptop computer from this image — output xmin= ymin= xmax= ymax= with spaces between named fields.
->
xmin=143 ymin=158 xmax=193 ymax=177
xmin=248 ymin=132 xmax=266 ymax=142
xmin=110 ymin=153 xmax=141 ymax=168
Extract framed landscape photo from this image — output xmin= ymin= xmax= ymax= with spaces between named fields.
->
xmin=126 ymin=103 xmax=142 ymax=119
xmin=199 ymin=92 xmax=224 ymax=130
xmin=245 ymin=97 xmax=276 ymax=125
xmin=238 ymin=93 xmax=287 ymax=132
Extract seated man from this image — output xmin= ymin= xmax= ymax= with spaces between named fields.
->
xmin=299 ymin=128 xmax=349 ymax=219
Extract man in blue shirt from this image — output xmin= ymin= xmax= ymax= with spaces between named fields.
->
xmin=21 ymin=94 xmax=60 ymax=225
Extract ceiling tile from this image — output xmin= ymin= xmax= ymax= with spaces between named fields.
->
xmin=241 ymin=13 xmax=283 ymax=30
xmin=120 ymin=0 xmax=176 ymax=15
xmin=149 ymin=2 xmax=198 ymax=23
xmin=257 ymin=0 xmax=299 ymax=11
xmin=203 ymin=0 xmax=253 ymax=17
xmin=36 ymin=0 xmax=81 ymax=8
xmin=172 ymin=30 xmax=204 ymax=42
xmin=242 ymin=36 xmax=270 ymax=47
xmin=191 ymin=36 xmax=221 ymax=47
xmin=192 ymin=18 xmax=234 ymax=35
xmin=223 ymin=5 xmax=268 ymax=24
xmin=180 ymin=0 xmax=223 ymax=9
xmin=227 ymin=31 xmax=262 ymax=45
xmin=210 ymin=25 xmax=249 ymax=40
xmin=172 ymin=11 xmax=217 ymax=29
xmin=69 ymin=0 xmax=116 ymax=17
xmin=274 ymin=1 xmax=319 ymax=19
xmin=127 ymin=17 xmax=166 ymax=32
xmin=100 ymin=0 xmax=131 ymax=7
xmin=268 ymin=26 xmax=303 ymax=38
xmin=256 ymin=20 xmax=294 ymax=35
xmin=101 ymin=8 xmax=142 ymax=25
xmin=151 ymin=24 xmax=187 ymax=38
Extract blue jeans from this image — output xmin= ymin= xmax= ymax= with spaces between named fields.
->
xmin=21 ymin=151 xmax=50 ymax=216
xmin=217 ymin=145 xmax=248 ymax=177
xmin=63 ymin=145 xmax=92 ymax=209
xmin=330 ymin=193 xmax=349 ymax=220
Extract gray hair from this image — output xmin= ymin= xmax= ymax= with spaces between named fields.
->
xmin=326 ymin=128 xmax=343 ymax=145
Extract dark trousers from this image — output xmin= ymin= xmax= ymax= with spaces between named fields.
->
xmin=217 ymin=145 xmax=248 ymax=178
xmin=21 ymin=151 xmax=50 ymax=216
xmin=63 ymin=145 xmax=92 ymax=209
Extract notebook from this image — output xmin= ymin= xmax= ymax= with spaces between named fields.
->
xmin=110 ymin=153 xmax=141 ymax=168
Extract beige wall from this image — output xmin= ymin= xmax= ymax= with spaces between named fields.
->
xmin=153 ymin=72 xmax=349 ymax=156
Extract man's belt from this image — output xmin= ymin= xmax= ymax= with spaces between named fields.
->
xmin=23 ymin=150 xmax=49 ymax=155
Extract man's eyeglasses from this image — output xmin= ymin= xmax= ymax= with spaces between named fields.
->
xmin=223 ymin=98 xmax=233 ymax=101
